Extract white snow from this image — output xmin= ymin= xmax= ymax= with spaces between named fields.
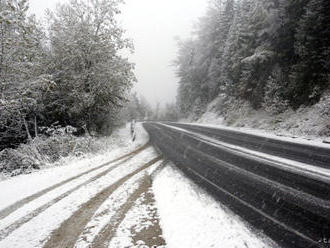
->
xmin=104 ymin=160 xmax=166 ymax=248
xmin=152 ymin=164 xmax=273 ymax=248
xmin=0 ymin=159 xmax=121 ymax=232
xmin=0 ymin=123 xmax=149 ymax=211
xmin=0 ymin=147 xmax=158 ymax=248
xmin=0 ymin=123 xmax=155 ymax=247
xmin=190 ymin=94 xmax=330 ymax=145
xmin=196 ymin=111 xmax=225 ymax=126
xmin=0 ymin=122 xmax=289 ymax=248
xmin=75 ymin=160 xmax=163 ymax=248
xmin=160 ymin=123 xmax=330 ymax=183
xmin=181 ymin=120 xmax=330 ymax=149
xmin=108 ymin=182 xmax=165 ymax=248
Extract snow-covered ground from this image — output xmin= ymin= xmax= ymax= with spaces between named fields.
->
xmin=192 ymin=111 xmax=330 ymax=147
xmin=0 ymin=123 xmax=148 ymax=210
xmin=159 ymin=123 xmax=330 ymax=184
xmin=0 ymin=122 xmax=276 ymax=248
xmin=188 ymin=94 xmax=330 ymax=144
xmin=152 ymin=163 xmax=273 ymax=248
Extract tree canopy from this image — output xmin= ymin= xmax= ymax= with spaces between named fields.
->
xmin=175 ymin=0 xmax=330 ymax=117
xmin=0 ymin=0 xmax=135 ymax=150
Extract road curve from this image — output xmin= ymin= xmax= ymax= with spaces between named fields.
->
xmin=143 ymin=122 xmax=330 ymax=248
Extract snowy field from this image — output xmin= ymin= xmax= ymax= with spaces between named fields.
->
xmin=0 ymin=123 xmax=273 ymax=248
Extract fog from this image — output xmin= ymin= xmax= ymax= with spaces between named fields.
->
xmin=29 ymin=0 xmax=208 ymax=106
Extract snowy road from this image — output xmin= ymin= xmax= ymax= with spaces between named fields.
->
xmin=143 ymin=122 xmax=330 ymax=248
xmin=0 ymin=124 xmax=272 ymax=248
xmin=0 ymin=142 xmax=165 ymax=248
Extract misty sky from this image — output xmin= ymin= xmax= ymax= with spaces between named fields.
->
xmin=28 ymin=0 xmax=208 ymax=106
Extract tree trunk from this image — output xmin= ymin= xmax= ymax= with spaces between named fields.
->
xmin=0 ymin=16 xmax=4 ymax=97
xmin=34 ymin=115 xmax=38 ymax=138
xmin=23 ymin=117 xmax=33 ymax=142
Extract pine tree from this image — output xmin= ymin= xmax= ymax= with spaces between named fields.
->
xmin=175 ymin=0 xmax=329 ymax=118
xmin=207 ymin=0 xmax=235 ymax=99
xmin=273 ymin=0 xmax=309 ymax=87
xmin=289 ymin=0 xmax=330 ymax=107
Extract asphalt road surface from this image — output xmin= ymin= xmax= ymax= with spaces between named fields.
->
xmin=143 ymin=122 xmax=330 ymax=248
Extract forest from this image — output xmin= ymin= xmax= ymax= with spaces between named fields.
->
xmin=175 ymin=0 xmax=330 ymax=119
xmin=1 ymin=0 xmax=329 ymax=175
xmin=0 ymin=0 xmax=136 ymax=175
xmin=0 ymin=0 xmax=135 ymax=150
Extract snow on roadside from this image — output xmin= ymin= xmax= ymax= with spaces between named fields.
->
xmin=182 ymin=119 xmax=330 ymax=149
xmin=160 ymin=123 xmax=330 ymax=181
xmin=74 ymin=160 xmax=163 ymax=248
xmin=189 ymin=108 xmax=330 ymax=146
xmin=152 ymin=164 xmax=273 ymax=248
xmin=0 ymin=160 xmax=121 ymax=232
xmin=74 ymin=172 xmax=146 ymax=248
xmin=107 ymin=162 xmax=166 ymax=248
xmin=0 ymin=148 xmax=157 ymax=248
xmin=0 ymin=123 xmax=149 ymax=212
xmin=108 ymin=187 xmax=165 ymax=248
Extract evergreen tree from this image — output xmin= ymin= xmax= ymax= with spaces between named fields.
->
xmin=207 ymin=0 xmax=235 ymax=99
xmin=289 ymin=0 xmax=330 ymax=107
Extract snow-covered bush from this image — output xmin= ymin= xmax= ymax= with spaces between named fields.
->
xmin=0 ymin=148 xmax=40 ymax=176
xmin=263 ymin=66 xmax=290 ymax=115
xmin=0 ymin=125 xmax=90 ymax=177
xmin=317 ymin=92 xmax=330 ymax=118
xmin=0 ymin=122 xmax=128 ymax=178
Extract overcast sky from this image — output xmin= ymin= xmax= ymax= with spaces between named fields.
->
xmin=28 ymin=0 xmax=208 ymax=106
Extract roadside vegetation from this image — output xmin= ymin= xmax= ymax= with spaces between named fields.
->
xmin=0 ymin=0 xmax=135 ymax=176
xmin=175 ymin=0 xmax=330 ymax=137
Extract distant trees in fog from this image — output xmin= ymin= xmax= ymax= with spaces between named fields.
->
xmin=121 ymin=93 xmax=179 ymax=122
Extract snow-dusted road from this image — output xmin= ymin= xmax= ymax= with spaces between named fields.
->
xmin=144 ymin=122 xmax=330 ymax=248
xmin=0 ymin=124 xmax=273 ymax=248
xmin=0 ymin=142 xmax=165 ymax=248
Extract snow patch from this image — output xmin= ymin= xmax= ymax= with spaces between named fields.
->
xmin=191 ymin=91 xmax=330 ymax=143
xmin=75 ymin=160 xmax=163 ymax=248
xmin=0 ymin=148 xmax=157 ymax=248
xmin=108 ymin=189 xmax=165 ymax=248
xmin=0 ymin=123 xmax=149 ymax=211
xmin=152 ymin=164 xmax=273 ymax=248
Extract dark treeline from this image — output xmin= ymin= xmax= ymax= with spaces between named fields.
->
xmin=175 ymin=0 xmax=330 ymax=117
xmin=0 ymin=0 xmax=135 ymax=150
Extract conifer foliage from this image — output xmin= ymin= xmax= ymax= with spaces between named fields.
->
xmin=175 ymin=0 xmax=330 ymax=117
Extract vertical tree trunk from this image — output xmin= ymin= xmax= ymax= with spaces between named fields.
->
xmin=0 ymin=15 xmax=4 ymax=97
xmin=23 ymin=117 xmax=33 ymax=142
xmin=0 ymin=21 xmax=3 ymax=74
xmin=34 ymin=115 xmax=38 ymax=138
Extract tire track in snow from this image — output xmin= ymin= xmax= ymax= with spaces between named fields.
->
xmin=0 ymin=142 xmax=150 ymax=221
xmin=0 ymin=143 xmax=150 ymax=241
xmin=107 ymin=175 xmax=166 ymax=248
xmin=43 ymin=156 xmax=163 ymax=248
xmin=91 ymin=171 xmax=166 ymax=248
xmin=74 ymin=171 xmax=147 ymax=248
xmin=73 ymin=160 xmax=168 ymax=248
xmin=91 ymin=175 xmax=154 ymax=248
